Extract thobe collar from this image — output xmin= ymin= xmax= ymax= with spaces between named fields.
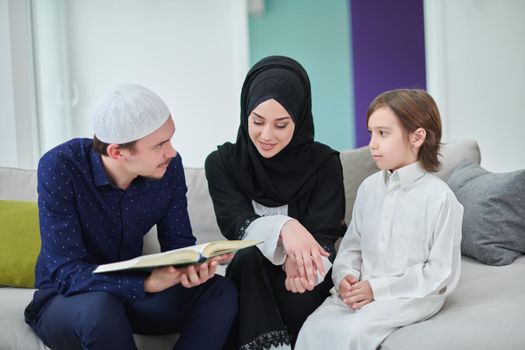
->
xmin=383 ymin=162 xmax=426 ymax=189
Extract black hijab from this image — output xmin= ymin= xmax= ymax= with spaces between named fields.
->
xmin=216 ymin=56 xmax=337 ymax=207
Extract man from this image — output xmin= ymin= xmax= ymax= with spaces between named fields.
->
xmin=24 ymin=84 xmax=237 ymax=349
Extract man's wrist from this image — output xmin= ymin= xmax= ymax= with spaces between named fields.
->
xmin=144 ymin=275 xmax=161 ymax=293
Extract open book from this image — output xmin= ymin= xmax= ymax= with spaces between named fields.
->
xmin=93 ymin=239 xmax=261 ymax=273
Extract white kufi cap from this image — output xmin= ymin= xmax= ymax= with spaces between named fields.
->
xmin=92 ymin=84 xmax=170 ymax=143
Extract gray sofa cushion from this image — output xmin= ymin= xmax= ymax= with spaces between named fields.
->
xmin=0 ymin=287 xmax=180 ymax=350
xmin=0 ymin=167 xmax=38 ymax=202
xmin=0 ymin=288 xmax=48 ymax=350
xmin=447 ymin=160 xmax=525 ymax=265
xmin=382 ymin=256 xmax=525 ymax=350
xmin=184 ymin=167 xmax=221 ymax=243
xmin=434 ymin=139 xmax=481 ymax=181
xmin=339 ymin=146 xmax=379 ymax=224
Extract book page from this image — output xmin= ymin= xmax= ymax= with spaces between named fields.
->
xmin=94 ymin=245 xmax=205 ymax=273
xmin=202 ymin=239 xmax=261 ymax=258
xmin=93 ymin=240 xmax=262 ymax=273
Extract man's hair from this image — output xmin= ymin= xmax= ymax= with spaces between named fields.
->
xmin=366 ymin=89 xmax=442 ymax=173
xmin=92 ymin=135 xmax=137 ymax=156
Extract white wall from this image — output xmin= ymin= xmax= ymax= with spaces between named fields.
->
xmin=5 ymin=1 xmax=524 ymax=171
xmin=33 ymin=0 xmax=249 ymax=167
xmin=0 ymin=0 xmax=18 ymax=168
xmin=425 ymin=0 xmax=525 ymax=172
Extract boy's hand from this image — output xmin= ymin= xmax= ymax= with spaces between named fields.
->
xmin=342 ymin=280 xmax=374 ymax=310
xmin=338 ymin=274 xmax=358 ymax=299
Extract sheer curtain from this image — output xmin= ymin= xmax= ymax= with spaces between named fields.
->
xmin=32 ymin=0 xmax=74 ymax=155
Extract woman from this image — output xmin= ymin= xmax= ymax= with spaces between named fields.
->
xmin=205 ymin=55 xmax=346 ymax=349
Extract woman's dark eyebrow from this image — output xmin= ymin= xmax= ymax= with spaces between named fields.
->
xmin=252 ymin=111 xmax=291 ymax=121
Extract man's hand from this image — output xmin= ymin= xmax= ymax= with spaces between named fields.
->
xmin=144 ymin=265 xmax=185 ymax=293
xmin=341 ymin=279 xmax=374 ymax=310
xmin=283 ymin=255 xmax=313 ymax=293
xmin=212 ymin=252 xmax=235 ymax=265
xmin=281 ymin=219 xmax=330 ymax=287
xmin=179 ymin=260 xmax=218 ymax=288
xmin=144 ymin=257 xmax=223 ymax=293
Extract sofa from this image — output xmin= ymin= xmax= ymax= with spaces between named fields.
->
xmin=1 ymin=139 xmax=524 ymax=349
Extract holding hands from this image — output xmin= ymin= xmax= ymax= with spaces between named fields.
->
xmin=281 ymin=219 xmax=330 ymax=293
xmin=144 ymin=253 xmax=234 ymax=293
xmin=339 ymin=274 xmax=374 ymax=310
xmin=283 ymin=255 xmax=312 ymax=293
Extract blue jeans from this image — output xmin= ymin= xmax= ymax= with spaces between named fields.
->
xmin=28 ymin=276 xmax=237 ymax=350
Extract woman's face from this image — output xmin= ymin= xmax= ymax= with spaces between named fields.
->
xmin=248 ymin=98 xmax=295 ymax=158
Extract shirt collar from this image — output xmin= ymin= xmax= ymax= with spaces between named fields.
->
xmin=90 ymin=148 xmax=112 ymax=187
xmin=89 ymin=144 xmax=154 ymax=193
xmin=383 ymin=162 xmax=426 ymax=189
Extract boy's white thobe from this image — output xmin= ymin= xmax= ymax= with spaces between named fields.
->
xmin=296 ymin=162 xmax=463 ymax=350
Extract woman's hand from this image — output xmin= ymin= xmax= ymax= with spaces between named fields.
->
xmin=283 ymin=255 xmax=312 ymax=293
xmin=280 ymin=219 xmax=330 ymax=287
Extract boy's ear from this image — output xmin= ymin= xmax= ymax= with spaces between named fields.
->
xmin=106 ymin=144 xmax=123 ymax=160
xmin=411 ymin=128 xmax=426 ymax=149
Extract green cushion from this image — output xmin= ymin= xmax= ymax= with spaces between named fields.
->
xmin=0 ymin=200 xmax=40 ymax=288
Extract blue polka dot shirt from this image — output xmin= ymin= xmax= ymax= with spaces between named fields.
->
xmin=34 ymin=138 xmax=195 ymax=301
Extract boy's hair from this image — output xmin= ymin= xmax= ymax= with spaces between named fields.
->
xmin=92 ymin=135 xmax=137 ymax=156
xmin=366 ymin=89 xmax=442 ymax=173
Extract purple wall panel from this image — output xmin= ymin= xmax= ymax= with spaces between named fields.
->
xmin=350 ymin=0 xmax=427 ymax=147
